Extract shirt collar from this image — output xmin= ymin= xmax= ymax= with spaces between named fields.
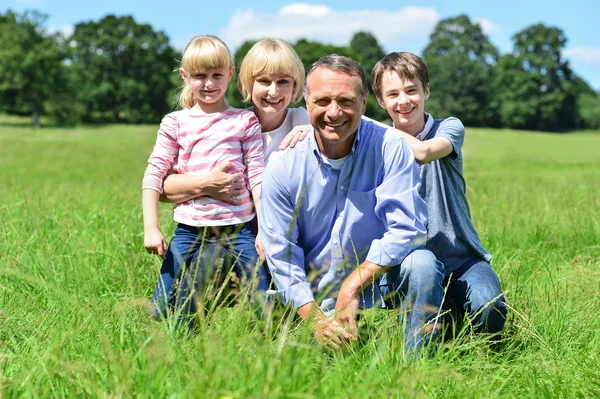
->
xmin=310 ymin=120 xmax=363 ymax=164
xmin=415 ymin=113 xmax=433 ymax=141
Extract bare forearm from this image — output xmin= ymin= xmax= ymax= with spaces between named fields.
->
xmin=340 ymin=261 xmax=390 ymax=298
xmin=298 ymin=301 xmax=325 ymax=321
xmin=160 ymin=174 xmax=204 ymax=203
xmin=142 ymin=189 xmax=161 ymax=230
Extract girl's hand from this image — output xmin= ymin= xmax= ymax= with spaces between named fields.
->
xmin=279 ymin=124 xmax=311 ymax=150
xmin=255 ymin=231 xmax=266 ymax=262
xmin=144 ymin=227 xmax=167 ymax=259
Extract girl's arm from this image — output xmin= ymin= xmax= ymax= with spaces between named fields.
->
xmin=251 ymin=184 xmax=265 ymax=261
xmin=142 ymin=189 xmax=167 ymax=258
xmin=161 ymin=161 xmax=245 ymax=204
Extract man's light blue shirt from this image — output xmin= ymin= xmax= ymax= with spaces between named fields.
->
xmin=259 ymin=119 xmax=428 ymax=314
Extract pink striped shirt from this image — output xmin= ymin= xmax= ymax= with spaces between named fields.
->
xmin=142 ymin=107 xmax=265 ymax=227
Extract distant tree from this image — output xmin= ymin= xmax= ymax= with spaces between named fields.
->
xmin=226 ymin=40 xmax=257 ymax=109
xmin=492 ymin=23 xmax=577 ymax=131
xmin=422 ymin=14 xmax=500 ymax=127
xmin=0 ymin=10 xmax=67 ymax=127
xmin=350 ymin=32 xmax=388 ymax=121
xmin=572 ymin=76 xmax=599 ymax=129
xmin=68 ymin=15 xmax=177 ymax=123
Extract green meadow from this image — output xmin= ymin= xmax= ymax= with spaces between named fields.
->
xmin=1 ymin=118 xmax=599 ymax=398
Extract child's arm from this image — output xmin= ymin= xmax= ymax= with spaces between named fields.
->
xmin=251 ymin=184 xmax=265 ymax=261
xmin=142 ymin=189 xmax=167 ymax=258
xmin=362 ymin=116 xmax=452 ymax=165
xmin=394 ymin=131 xmax=452 ymax=165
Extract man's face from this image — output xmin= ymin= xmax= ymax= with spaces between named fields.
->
xmin=377 ymin=71 xmax=429 ymax=136
xmin=305 ymin=67 xmax=367 ymax=158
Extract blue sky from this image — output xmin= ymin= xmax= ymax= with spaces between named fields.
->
xmin=4 ymin=0 xmax=600 ymax=90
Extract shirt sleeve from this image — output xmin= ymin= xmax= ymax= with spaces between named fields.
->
xmin=365 ymin=134 xmax=429 ymax=266
xmin=142 ymin=113 xmax=179 ymax=193
xmin=241 ymin=112 xmax=265 ymax=191
xmin=259 ymin=158 xmax=314 ymax=308
xmin=435 ymin=117 xmax=464 ymax=159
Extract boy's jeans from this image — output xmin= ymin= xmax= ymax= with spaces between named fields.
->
xmin=151 ymin=222 xmax=270 ymax=319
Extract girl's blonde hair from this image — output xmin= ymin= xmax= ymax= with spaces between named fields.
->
xmin=238 ymin=39 xmax=305 ymax=104
xmin=178 ymin=35 xmax=233 ymax=109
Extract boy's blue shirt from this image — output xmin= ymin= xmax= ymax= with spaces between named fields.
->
xmin=414 ymin=114 xmax=492 ymax=272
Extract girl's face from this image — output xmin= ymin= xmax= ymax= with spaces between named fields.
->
xmin=251 ymin=73 xmax=295 ymax=119
xmin=181 ymin=66 xmax=233 ymax=111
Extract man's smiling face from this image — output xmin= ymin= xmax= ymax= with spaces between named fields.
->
xmin=305 ymin=66 xmax=367 ymax=158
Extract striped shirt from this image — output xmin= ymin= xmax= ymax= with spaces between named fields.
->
xmin=142 ymin=107 xmax=265 ymax=227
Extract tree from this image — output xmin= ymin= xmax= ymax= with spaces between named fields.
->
xmin=68 ymin=15 xmax=178 ymax=123
xmin=493 ymin=23 xmax=577 ymax=131
xmin=422 ymin=15 xmax=500 ymax=127
xmin=0 ymin=10 xmax=66 ymax=127
xmin=350 ymin=32 xmax=388 ymax=121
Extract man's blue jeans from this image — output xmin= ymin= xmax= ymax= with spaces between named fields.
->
xmin=151 ymin=222 xmax=270 ymax=320
xmin=443 ymin=258 xmax=506 ymax=337
xmin=377 ymin=249 xmax=445 ymax=353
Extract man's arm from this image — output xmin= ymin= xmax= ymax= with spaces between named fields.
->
xmin=335 ymin=260 xmax=390 ymax=336
xmin=260 ymin=161 xmax=352 ymax=349
xmin=364 ymin=133 xmax=429 ymax=273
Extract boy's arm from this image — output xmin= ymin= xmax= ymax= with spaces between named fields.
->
xmin=395 ymin=132 xmax=453 ymax=165
xmin=361 ymin=116 xmax=452 ymax=164
xmin=142 ymin=189 xmax=167 ymax=258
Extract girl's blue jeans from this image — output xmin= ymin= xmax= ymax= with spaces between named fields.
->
xmin=151 ymin=221 xmax=270 ymax=320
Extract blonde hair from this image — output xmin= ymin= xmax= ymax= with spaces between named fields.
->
xmin=178 ymin=35 xmax=233 ymax=109
xmin=238 ymin=39 xmax=305 ymax=104
xmin=372 ymin=52 xmax=429 ymax=100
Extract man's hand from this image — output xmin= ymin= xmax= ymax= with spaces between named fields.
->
xmin=279 ymin=124 xmax=311 ymax=150
xmin=312 ymin=314 xmax=356 ymax=352
xmin=334 ymin=289 xmax=360 ymax=340
xmin=299 ymin=302 xmax=356 ymax=351
xmin=144 ymin=227 xmax=167 ymax=259
xmin=203 ymin=161 xmax=245 ymax=205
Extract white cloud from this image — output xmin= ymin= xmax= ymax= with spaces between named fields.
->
xmin=220 ymin=4 xmax=440 ymax=52
xmin=476 ymin=18 xmax=502 ymax=35
xmin=563 ymin=47 xmax=600 ymax=65
xmin=48 ymin=25 xmax=73 ymax=38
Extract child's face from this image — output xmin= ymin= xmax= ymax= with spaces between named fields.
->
xmin=181 ymin=66 xmax=233 ymax=107
xmin=377 ymin=72 xmax=430 ymax=135
xmin=251 ymin=73 xmax=295 ymax=118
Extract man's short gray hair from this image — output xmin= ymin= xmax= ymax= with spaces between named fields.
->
xmin=304 ymin=55 xmax=369 ymax=99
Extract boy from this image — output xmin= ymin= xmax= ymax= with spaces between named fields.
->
xmin=371 ymin=52 xmax=506 ymax=337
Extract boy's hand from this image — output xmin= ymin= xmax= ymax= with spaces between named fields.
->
xmin=279 ymin=124 xmax=311 ymax=150
xmin=255 ymin=231 xmax=266 ymax=262
xmin=144 ymin=228 xmax=167 ymax=259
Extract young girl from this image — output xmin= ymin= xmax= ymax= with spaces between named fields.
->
xmin=142 ymin=35 xmax=269 ymax=320
xmin=160 ymin=38 xmax=310 ymax=203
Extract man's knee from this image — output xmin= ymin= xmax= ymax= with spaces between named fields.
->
xmin=468 ymin=285 xmax=507 ymax=334
xmin=401 ymin=249 xmax=444 ymax=286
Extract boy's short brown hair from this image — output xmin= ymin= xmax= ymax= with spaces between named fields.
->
xmin=371 ymin=52 xmax=429 ymax=100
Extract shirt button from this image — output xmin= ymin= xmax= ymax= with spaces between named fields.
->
xmin=333 ymin=240 xmax=338 ymax=245
xmin=340 ymin=185 xmax=345 ymax=190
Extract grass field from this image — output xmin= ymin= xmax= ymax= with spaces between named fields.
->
xmin=1 ymin=118 xmax=599 ymax=398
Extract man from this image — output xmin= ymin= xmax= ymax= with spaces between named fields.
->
xmin=259 ymin=55 xmax=444 ymax=353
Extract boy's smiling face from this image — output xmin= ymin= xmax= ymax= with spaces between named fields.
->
xmin=377 ymin=71 xmax=430 ymax=136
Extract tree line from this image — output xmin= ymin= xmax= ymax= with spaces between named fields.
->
xmin=1 ymin=10 xmax=599 ymax=131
